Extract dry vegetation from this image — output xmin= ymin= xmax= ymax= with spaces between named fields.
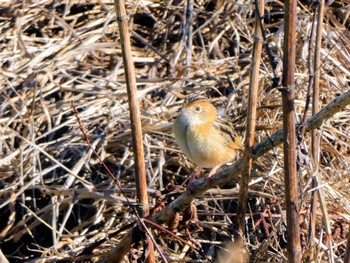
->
xmin=0 ymin=0 xmax=350 ymax=262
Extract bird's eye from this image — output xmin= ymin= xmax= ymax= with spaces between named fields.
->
xmin=195 ymin=105 xmax=202 ymax=112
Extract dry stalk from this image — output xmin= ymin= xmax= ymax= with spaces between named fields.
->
xmin=345 ymin=229 xmax=350 ymax=263
xmin=281 ymin=0 xmax=302 ymax=261
xmin=236 ymin=0 xmax=264 ymax=250
xmin=186 ymin=0 xmax=194 ymax=70
xmin=113 ymin=0 xmax=148 ymax=215
xmin=114 ymin=0 xmax=154 ymax=261
xmin=307 ymin=7 xmax=319 ymax=261
xmin=309 ymin=1 xmax=334 ymax=262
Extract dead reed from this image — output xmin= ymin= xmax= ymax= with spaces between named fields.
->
xmin=0 ymin=0 xmax=349 ymax=262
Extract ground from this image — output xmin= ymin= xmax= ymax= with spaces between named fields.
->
xmin=0 ymin=0 xmax=349 ymax=262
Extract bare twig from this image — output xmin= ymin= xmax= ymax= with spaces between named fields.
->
xmin=306 ymin=7 xmax=318 ymax=260
xmin=345 ymin=228 xmax=350 ymax=263
xmin=71 ymin=102 xmax=166 ymax=262
xmin=309 ymin=1 xmax=334 ymax=262
xmin=186 ymin=0 xmax=193 ymax=70
xmin=236 ymin=0 xmax=264 ymax=251
xmin=113 ymin=0 xmax=148 ymax=215
xmin=281 ymin=0 xmax=302 ymax=261
xmin=114 ymin=0 xmax=154 ymax=261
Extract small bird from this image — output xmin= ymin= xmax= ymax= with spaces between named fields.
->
xmin=173 ymin=94 xmax=243 ymax=186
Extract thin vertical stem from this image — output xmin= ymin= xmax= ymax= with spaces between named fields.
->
xmin=281 ymin=0 xmax=302 ymax=261
xmin=114 ymin=0 xmax=148 ymax=215
xmin=311 ymin=2 xmax=334 ymax=262
xmin=113 ymin=0 xmax=154 ymax=261
xmin=311 ymin=1 xmax=324 ymax=165
xmin=236 ymin=0 xmax=264 ymax=251
xmin=308 ymin=6 xmax=319 ymax=261
xmin=186 ymin=0 xmax=193 ymax=69
xmin=345 ymin=227 xmax=350 ymax=263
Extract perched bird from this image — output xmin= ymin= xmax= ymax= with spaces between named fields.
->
xmin=173 ymin=95 xmax=243 ymax=186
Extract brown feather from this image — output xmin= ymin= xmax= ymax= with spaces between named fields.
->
xmin=214 ymin=118 xmax=243 ymax=150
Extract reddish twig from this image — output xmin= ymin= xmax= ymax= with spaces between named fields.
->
xmin=71 ymin=101 xmax=166 ymax=262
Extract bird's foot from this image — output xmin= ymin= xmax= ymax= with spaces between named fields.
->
xmin=186 ymin=168 xmax=202 ymax=194
xmin=204 ymin=165 xmax=221 ymax=182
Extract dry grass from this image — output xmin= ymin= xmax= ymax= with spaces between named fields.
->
xmin=0 ymin=0 xmax=349 ymax=262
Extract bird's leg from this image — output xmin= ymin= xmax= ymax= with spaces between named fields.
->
xmin=204 ymin=164 xmax=221 ymax=181
xmin=186 ymin=167 xmax=202 ymax=194
xmin=188 ymin=167 xmax=202 ymax=184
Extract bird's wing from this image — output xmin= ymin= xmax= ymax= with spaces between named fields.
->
xmin=214 ymin=119 xmax=243 ymax=150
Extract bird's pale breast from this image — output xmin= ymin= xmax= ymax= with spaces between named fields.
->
xmin=185 ymin=124 xmax=236 ymax=168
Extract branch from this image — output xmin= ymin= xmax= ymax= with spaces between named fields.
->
xmin=152 ymin=89 xmax=350 ymax=224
